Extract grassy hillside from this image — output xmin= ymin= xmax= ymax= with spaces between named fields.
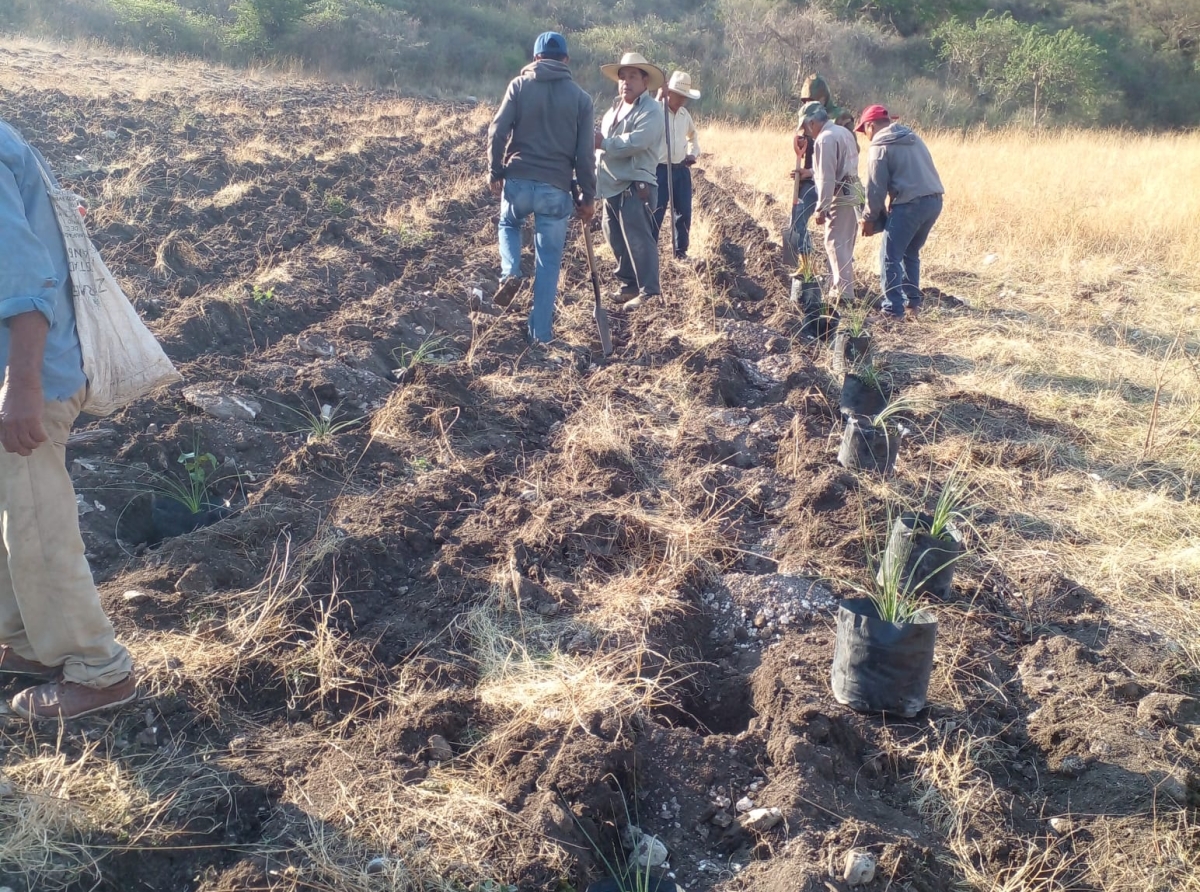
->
xmin=3 ymin=0 xmax=1199 ymax=125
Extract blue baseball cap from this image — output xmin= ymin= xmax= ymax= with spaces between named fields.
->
xmin=534 ymin=32 xmax=568 ymax=57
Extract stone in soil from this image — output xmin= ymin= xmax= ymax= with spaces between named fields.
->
xmin=1137 ymin=693 xmax=1200 ymax=728
xmin=427 ymin=734 xmax=453 ymax=762
xmin=842 ymin=849 xmax=876 ymax=886
xmin=738 ymin=806 xmax=783 ymax=833
xmin=182 ymin=385 xmax=262 ymax=421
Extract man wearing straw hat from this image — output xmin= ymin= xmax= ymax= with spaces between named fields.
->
xmin=654 ymin=71 xmax=702 ymax=261
xmin=595 ymin=52 xmax=666 ymax=311
xmin=798 ymin=100 xmax=863 ymax=307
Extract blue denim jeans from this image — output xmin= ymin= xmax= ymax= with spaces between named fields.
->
xmin=499 ymin=178 xmax=573 ymax=343
xmin=879 ymin=193 xmax=943 ymax=316
xmin=654 ymin=163 xmax=694 ymax=257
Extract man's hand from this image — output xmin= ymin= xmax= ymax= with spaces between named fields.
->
xmin=576 ymin=199 xmax=596 ymax=224
xmin=815 ymin=211 xmax=827 ymax=226
xmin=861 ymin=218 xmax=877 ymax=237
xmin=594 ymin=128 xmax=604 ymax=150
xmin=489 ymin=179 xmax=503 ymax=198
xmin=789 ymin=168 xmax=814 ymax=181
xmin=793 ymin=133 xmax=808 ymax=159
xmin=683 ymin=155 xmax=697 ymax=167
xmin=0 ymin=379 xmax=48 ymax=457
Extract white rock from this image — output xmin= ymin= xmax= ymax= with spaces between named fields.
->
xmin=735 ymin=796 xmax=755 ymax=812
xmin=843 ymin=849 xmax=876 ymax=886
xmin=123 ymin=590 xmax=150 ymax=602
xmin=632 ymin=832 xmax=668 ymax=868
xmin=183 ymin=385 xmax=261 ymax=422
xmin=982 ymin=253 xmax=999 ymax=266
xmin=1049 ymin=817 xmax=1073 ymax=835
xmin=739 ymin=807 xmax=783 ymax=833
xmin=365 ymin=857 xmax=389 ymax=875
xmin=76 ymin=494 xmax=94 ymax=515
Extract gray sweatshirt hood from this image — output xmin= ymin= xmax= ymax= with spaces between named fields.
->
xmin=521 ymin=59 xmax=574 ymax=82
xmin=873 ymin=123 xmax=917 ymax=147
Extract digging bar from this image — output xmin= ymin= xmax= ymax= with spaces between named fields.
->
xmin=662 ymin=95 xmax=676 ymax=257
xmin=574 ymin=182 xmax=612 ymax=357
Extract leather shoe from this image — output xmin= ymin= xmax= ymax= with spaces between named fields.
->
xmin=0 ymin=645 xmax=59 ymax=679
xmin=11 ymin=673 xmax=138 ymax=721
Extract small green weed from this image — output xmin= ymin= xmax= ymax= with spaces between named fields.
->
xmin=392 ymin=334 xmax=454 ymax=372
xmin=251 ymin=284 xmax=275 ymax=304
xmin=324 ymin=193 xmax=351 ymax=216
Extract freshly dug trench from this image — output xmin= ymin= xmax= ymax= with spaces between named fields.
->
xmin=831 ymin=597 xmax=938 ymax=718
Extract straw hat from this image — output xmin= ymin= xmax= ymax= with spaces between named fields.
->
xmin=666 ymin=70 xmax=701 ymax=100
xmin=600 ymin=52 xmax=666 ymax=93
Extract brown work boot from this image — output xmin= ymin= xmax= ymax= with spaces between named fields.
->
xmin=11 ymin=674 xmax=138 ymax=721
xmin=0 ymin=645 xmax=59 ymax=679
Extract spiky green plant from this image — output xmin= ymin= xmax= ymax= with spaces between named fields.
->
xmin=392 ymin=334 xmax=454 ymax=371
xmin=561 ymin=776 xmax=664 ymax=892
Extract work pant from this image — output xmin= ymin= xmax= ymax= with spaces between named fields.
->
xmin=498 ymin=177 xmax=573 ymax=343
xmin=602 ymin=185 xmax=661 ymax=297
xmin=653 ymin=163 xmax=693 ymax=258
xmin=880 ymin=193 xmax=943 ymax=317
xmin=0 ymin=388 xmax=132 ymax=687
xmin=823 ymin=203 xmax=858 ymax=305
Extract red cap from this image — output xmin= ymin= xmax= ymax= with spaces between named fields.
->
xmin=855 ymin=104 xmax=890 ymax=132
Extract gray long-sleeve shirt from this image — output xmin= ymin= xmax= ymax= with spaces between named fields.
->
xmin=864 ymin=123 xmax=944 ymax=223
xmin=596 ymin=92 xmax=665 ymax=200
xmin=488 ymin=60 xmax=596 ymax=201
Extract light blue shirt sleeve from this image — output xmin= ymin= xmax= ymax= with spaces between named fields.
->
xmin=0 ymin=158 xmax=59 ymax=327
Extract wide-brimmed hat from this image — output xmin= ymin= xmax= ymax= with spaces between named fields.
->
xmin=855 ymin=104 xmax=891 ymax=132
xmin=600 ymin=52 xmax=666 ymax=93
xmin=666 ymin=70 xmax=701 ymax=100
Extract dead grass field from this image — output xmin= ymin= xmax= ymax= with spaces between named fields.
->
xmin=1 ymin=37 xmax=1199 ymax=892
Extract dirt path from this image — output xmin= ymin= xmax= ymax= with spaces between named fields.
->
xmin=0 ymin=43 xmax=1197 ymax=892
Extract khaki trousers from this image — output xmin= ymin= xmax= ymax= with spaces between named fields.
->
xmin=0 ymin=388 xmax=132 ymax=687
xmin=823 ymin=203 xmax=859 ymax=305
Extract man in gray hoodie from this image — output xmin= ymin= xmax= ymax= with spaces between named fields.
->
xmin=859 ymin=105 xmax=945 ymax=319
xmin=487 ymin=32 xmax=596 ymax=345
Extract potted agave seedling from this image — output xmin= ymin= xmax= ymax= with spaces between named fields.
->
xmin=831 ymin=308 xmax=872 ymax=375
xmin=831 ymin=527 xmax=938 ymax=718
xmin=839 ymin=361 xmax=889 ymax=419
xmin=878 ymin=467 xmax=972 ymax=600
xmin=145 ymin=449 xmax=234 ymax=544
xmin=837 ymin=395 xmax=915 ymax=476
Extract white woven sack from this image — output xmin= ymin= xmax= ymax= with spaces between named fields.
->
xmin=38 ymin=164 xmax=180 ymax=416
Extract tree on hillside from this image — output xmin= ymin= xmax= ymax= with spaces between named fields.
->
xmin=234 ymin=0 xmax=315 ymax=42
xmin=1130 ymin=0 xmax=1200 ymax=64
xmin=935 ymin=13 xmax=1106 ymax=123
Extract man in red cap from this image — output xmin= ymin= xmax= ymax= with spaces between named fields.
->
xmin=858 ymin=105 xmax=944 ymax=319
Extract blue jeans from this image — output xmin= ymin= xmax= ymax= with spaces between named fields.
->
xmin=499 ymin=178 xmax=573 ymax=343
xmin=879 ymin=193 xmax=943 ymax=316
xmin=654 ymin=163 xmax=693 ymax=257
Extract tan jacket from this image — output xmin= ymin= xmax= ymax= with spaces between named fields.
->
xmin=813 ymin=122 xmax=862 ymax=214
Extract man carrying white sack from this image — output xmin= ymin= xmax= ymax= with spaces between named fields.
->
xmin=0 ymin=119 xmax=137 ymax=720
